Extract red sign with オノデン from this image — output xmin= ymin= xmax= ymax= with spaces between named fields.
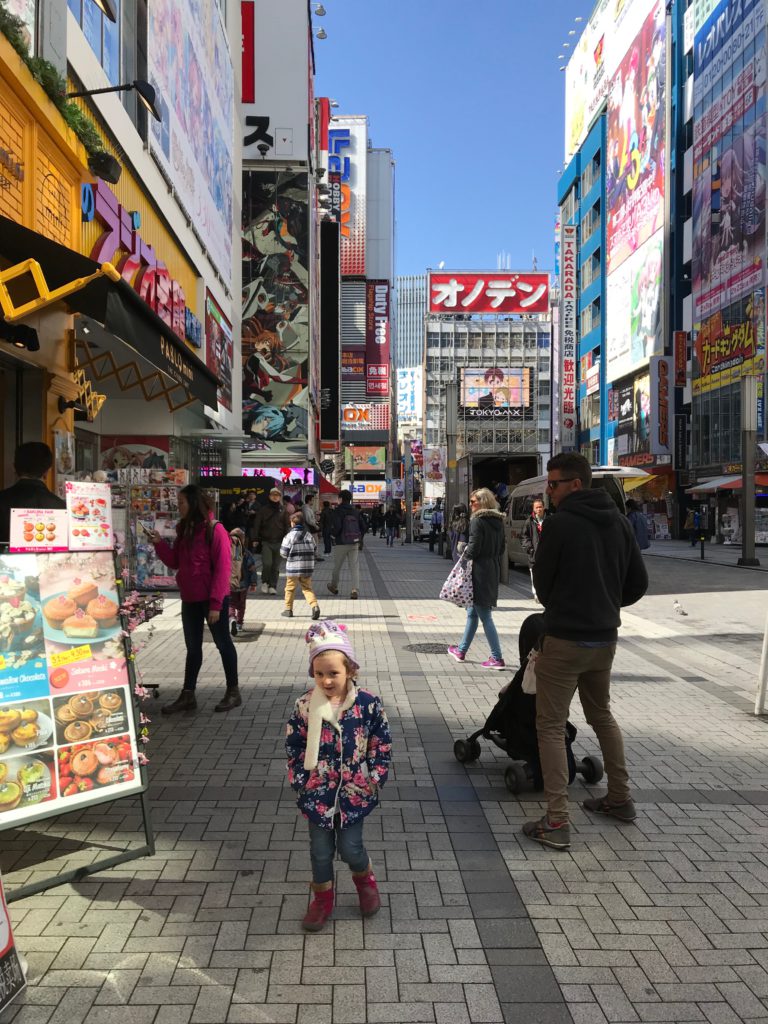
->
xmin=428 ymin=272 xmax=549 ymax=315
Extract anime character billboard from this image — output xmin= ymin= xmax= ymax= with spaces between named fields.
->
xmin=241 ymin=170 xmax=310 ymax=456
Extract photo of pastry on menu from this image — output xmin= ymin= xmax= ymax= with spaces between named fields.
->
xmin=38 ymin=552 xmax=126 ymax=694
xmin=0 ymin=554 xmax=48 ymax=703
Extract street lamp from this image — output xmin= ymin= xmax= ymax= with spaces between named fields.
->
xmin=67 ymin=80 xmax=163 ymax=122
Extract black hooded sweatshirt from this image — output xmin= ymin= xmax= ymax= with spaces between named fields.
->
xmin=532 ymin=488 xmax=648 ymax=642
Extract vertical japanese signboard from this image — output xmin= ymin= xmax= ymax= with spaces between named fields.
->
xmin=365 ymin=281 xmax=391 ymax=397
xmin=560 ymin=224 xmax=578 ymax=450
xmin=325 ymin=115 xmax=367 ymax=276
xmin=649 ymin=355 xmax=672 ymax=456
xmin=674 ymin=331 xmax=688 ymax=387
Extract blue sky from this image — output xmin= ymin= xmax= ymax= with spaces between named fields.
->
xmin=315 ymin=0 xmax=590 ymax=277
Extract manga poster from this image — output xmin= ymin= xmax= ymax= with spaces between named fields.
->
xmin=242 ymin=170 xmax=310 ymax=457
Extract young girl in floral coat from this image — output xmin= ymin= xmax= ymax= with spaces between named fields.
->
xmin=285 ymin=620 xmax=392 ymax=931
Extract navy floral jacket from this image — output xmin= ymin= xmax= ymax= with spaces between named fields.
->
xmin=285 ymin=686 xmax=392 ymax=829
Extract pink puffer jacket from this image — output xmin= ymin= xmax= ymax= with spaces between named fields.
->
xmin=154 ymin=518 xmax=231 ymax=611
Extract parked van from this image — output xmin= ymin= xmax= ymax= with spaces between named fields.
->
xmin=504 ymin=466 xmax=650 ymax=568
xmin=416 ymin=505 xmax=434 ymax=540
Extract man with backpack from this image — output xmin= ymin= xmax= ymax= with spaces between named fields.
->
xmin=249 ymin=488 xmax=291 ymax=594
xmin=327 ymin=490 xmax=366 ymax=599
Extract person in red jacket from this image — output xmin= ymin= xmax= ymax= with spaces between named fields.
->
xmin=149 ymin=485 xmax=241 ymax=715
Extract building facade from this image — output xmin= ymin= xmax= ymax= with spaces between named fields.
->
xmin=0 ymin=0 xmax=239 ymax=486
xmin=395 ymin=274 xmax=427 ymax=439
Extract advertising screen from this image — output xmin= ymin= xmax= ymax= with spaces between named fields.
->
xmin=147 ymin=0 xmax=233 ymax=278
xmin=344 ymin=447 xmax=386 ymax=471
xmin=242 ymin=170 xmax=309 ymax=457
xmin=606 ymin=228 xmax=663 ymax=382
xmin=429 ymin=272 xmax=549 ymax=315
xmin=693 ymin=290 xmax=767 ymax=395
xmin=460 ymin=368 xmax=531 ymax=409
xmin=692 ymin=0 xmax=767 ymax=325
xmin=205 ymin=292 xmax=233 ymax=413
xmin=606 ymin=1 xmax=666 ymax=276
xmin=0 ymin=551 xmax=143 ymax=831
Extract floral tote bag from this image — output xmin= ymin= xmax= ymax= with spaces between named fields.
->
xmin=439 ymin=558 xmax=473 ymax=608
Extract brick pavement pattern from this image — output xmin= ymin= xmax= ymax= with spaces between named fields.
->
xmin=2 ymin=540 xmax=768 ymax=1024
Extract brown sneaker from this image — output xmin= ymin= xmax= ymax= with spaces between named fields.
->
xmin=582 ymin=796 xmax=637 ymax=822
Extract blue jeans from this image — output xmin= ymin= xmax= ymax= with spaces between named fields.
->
xmin=386 ymin=526 xmax=395 ymax=546
xmin=308 ymin=818 xmax=369 ymax=883
xmin=459 ymin=605 xmax=502 ymax=661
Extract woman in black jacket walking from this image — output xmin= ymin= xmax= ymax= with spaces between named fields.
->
xmin=447 ymin=488 xmax=506 ymax=669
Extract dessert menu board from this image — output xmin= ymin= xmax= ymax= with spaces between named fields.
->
xmin=0 ymin=552 xmax=143 ymax=830
xmin=0 ymin=869 xmax=25 ymax=1013
xmin=8 ymin=509 xmax=68 ymax=553
xmin=65 ymin=481 xmax=113 ymax=551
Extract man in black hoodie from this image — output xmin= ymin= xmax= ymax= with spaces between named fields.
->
xmin=523 ymin=453 xmax=648 ymax=851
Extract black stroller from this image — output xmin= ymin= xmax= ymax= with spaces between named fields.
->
xmin=453 ymin=613 xmax=604 ymax=794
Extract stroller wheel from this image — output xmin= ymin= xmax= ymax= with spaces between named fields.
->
xmin=504 ymin=763 xmax=528 ymax=795
xmin=579 ymin=755 xmax=604 ymax=785
xmin=453 ymin=739 xmax=480 ymax=764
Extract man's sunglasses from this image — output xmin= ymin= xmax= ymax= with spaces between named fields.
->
xmin=546 ymin=477 xmax=578 ymax=489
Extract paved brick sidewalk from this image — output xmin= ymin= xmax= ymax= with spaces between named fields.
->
xmin=2 ymin=540 xmax=768 ymax=1024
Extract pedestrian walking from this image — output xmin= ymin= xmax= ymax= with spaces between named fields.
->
xmin=150 ymin=485 xmax=241 ymax=714
xmin=626 ymin=499 xmax=650 ymax=550
xmin=384 ymin=506 xmax=399 ymax=547
xmin=522 ymin=453 xmax=648 ymax=850
xmin=249 ymin=487 xmax=291 ymax=594
xmin=301 ymin=492 xmax=324 ymax=561
xmin=319 ymin=500 xmax=334 ymax=555
xmin=0 ymin=442 xmax=66 ymax=543
xmin=280 ymin=511 xmax=321 ymax=620
xmin=228 ymin=527 xmax=257 ymax=635
xmin=684 ymin=507 xmax=701 ymax=546
xmin=521 ymin=498 xmax=547 ymax=601
xmin=285 ymin=620 xmax=392 ymax=931
xmin=447 ymin=488 xmax=506 ymax=669
xmin=449 ymin=503 xmax=469 ymax=561
xmin=327 ymin=490 xmax=365 ymax=599
xmin=430 ymin=504 xmax=444 ymax=546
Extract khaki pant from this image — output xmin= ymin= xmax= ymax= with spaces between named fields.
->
xmin=284 ymin=576 xmax=318 ymax=609
xmin=331 ymin=543 xmax=360 ymax=592
xmin=535 ymin=636 xmax=630 ymax=822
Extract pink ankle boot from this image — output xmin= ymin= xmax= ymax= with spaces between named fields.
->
xmin=302 ymin=886 xmax=334 ymax=932
xmin=353 ymin=870 xmax=381 ymax=917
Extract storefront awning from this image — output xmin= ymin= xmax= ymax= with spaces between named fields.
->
xmin=0 ymin=215 xmax=218 ymax=408
xmin=319 ymin=475 xmax=340 ymax=498
xmin=686 ymin=474 xmax=768 ymax=493
xmin=623 ymin=475 xmax=656 ymax=493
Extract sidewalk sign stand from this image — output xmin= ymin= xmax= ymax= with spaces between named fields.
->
xmin=0 ymin=868 xmax=25 ymax=1011
xmin=0 ymin=505 xmax=155 ymax=902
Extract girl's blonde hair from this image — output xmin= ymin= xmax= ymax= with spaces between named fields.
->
xmin=470 ymin=488 xmax=499 ymax=513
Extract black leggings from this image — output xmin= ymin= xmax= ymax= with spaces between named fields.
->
xmin=181 ymin=597 xmax=238 ymax=691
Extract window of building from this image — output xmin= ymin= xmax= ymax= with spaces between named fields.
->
xmin=68 ymin=0 xmax=121 ymax=85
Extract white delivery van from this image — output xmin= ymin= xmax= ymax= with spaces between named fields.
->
xmin=504 ymin=467 xmax=650 ymax=568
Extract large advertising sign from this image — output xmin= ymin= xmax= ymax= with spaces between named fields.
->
xmin=341 ymin=404 xmax=390 ymax=431
xmin=693 ymin=290 xmax=767 ymax=395
xmin=692 ymin=0 xmax=767 ymax=325
xmin=326 ymin=116 xmax=367 ymax=277
xmin=606 ymin=228 xmax=663 ymax=382
xmin=565 ymin=0 xmax=662 ymax=161
xmin=605 ymin=1 xmax=666 ymax=276
xmin=241 ymin=0 xmax=310 ymax=161
xmin=459 ymin=368 xmax=531 ymax=417
xmin=344 ymin=446 xmax=386 ymax=471
xmin=148 ymin=0 xmax=233 ymax=277
xmin=242 ymin=170 xmax=309 ymax=456
xmin=205 ymin=292 xmax=233 ymax=413
xmin=342 ymin=348 xmax=365 ymax=379
xmin=615 ymin=373 xmax=651 ymax=455
xmin=428 ymin=272 xmax=549 ymax=315
xmin=365 ymin=281 xmax=391 ymax=397
xmin=0 ymin=551 xmax=143 ymax=830
xmin=560 ymin=224 xmax=578 ymax=449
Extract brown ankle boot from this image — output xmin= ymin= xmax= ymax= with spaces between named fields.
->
xmin=214 ymin=688 xmax=242 ymax=712
xmin=161 ymin=689 xmax=197 ymax=715
xmin=302 ymin=885 xmax=334 ymax=931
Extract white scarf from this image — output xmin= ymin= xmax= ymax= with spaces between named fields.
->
xmin=303 ymin=680 xmax=357 ymax=770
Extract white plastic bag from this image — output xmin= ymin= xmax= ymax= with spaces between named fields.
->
xmin=521 ymin=648 xmax=539 ymax=694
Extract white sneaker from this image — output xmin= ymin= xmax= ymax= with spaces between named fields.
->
xmin=268 ymin=587 xmax=277 ymax=595
xmin=261 ymin=583 xmax=268 ymax=594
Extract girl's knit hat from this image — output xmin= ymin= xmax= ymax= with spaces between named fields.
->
xmin=306 ymin=620 xmax=359 ymax=677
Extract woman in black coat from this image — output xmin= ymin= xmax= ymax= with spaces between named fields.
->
xmin=447 ymin=488 xmax=506 ymax=669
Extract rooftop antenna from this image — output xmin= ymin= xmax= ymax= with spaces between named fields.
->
xmin=532 ymin=251 xmax=538 ymax=271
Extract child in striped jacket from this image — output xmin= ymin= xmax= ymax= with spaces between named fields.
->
xmin=280 ymin=512 xmax=321 ymax=620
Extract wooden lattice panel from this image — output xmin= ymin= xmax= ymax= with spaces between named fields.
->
xmin=0 ymin=95 xmax=26 ymax=224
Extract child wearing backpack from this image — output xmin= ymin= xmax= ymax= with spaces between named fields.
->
xmin=280 ymin=512 xmax=321 ymax=620
xmin=228 ymin=528 xmax=257 ymax=636
xmin=285 ymin=620 xmax=392 ymax=931
xmin=327 ymin=491 xmax=364 ymax=600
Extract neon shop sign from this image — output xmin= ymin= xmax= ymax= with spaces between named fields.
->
xmin=81 ymin=180 xmax=202 ymax=346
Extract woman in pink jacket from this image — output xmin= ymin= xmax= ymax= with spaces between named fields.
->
xmin=149 ymin=485 xmax=241 ymax=714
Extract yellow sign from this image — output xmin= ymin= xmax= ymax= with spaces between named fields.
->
xmin=0 ymin=259 xmax=120 ymax=321
xmin=49 ymin=644 xmax=92 ymax=668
